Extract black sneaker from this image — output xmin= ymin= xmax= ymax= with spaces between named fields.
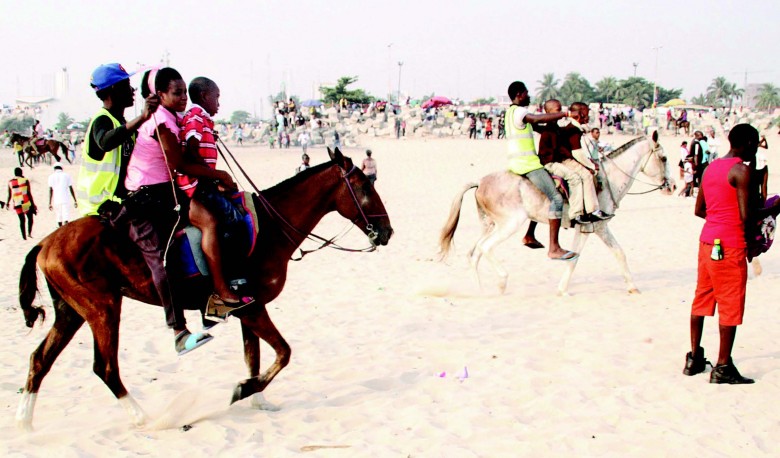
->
xmin=683 ymin=346 xmax=711 ymax=376
xmin=710 ymin=358 xmax=755 ymax=384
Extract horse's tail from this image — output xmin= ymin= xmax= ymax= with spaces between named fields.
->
xmin=20 ymin=245 xmax=45 ymax=328
xmin=58 ymin=141 xmax=72 ymax=163
xmin=438 ymin=182 xmax=479 ymax=260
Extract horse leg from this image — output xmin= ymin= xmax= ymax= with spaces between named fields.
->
xmin=557 ymin=229 xmax=590 ymax=296
xmin=87 ymin=300 xmax=147 ymax=427
xmin=238 ymin=322 xmax=280 ymax=411
xmin=232 ymin=307 xmax=290 ymax=408
xmin=595 ymin=223 xmax=639 ymax=294
xmin=16 ymin=297 xmax=84 ymax=430
xmin=476 ymin=216 xmax=523 ymax=294
xmin=467 ymin=223 xmax=495 ymax=288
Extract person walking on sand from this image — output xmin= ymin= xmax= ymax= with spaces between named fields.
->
xmin=683 ymin=124 xmax=780 ymax=384
xmin=361 ymin=149 xmax=377 ymax=185
xmin=48 ymin=162 xmax=77 ymax=227
xmin=7 ymin=167 xmax=36 ymax=240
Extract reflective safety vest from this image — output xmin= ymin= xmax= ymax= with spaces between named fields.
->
xmin=76 ymin=108 xmax=134 ymax=216
xmin=505 ymin=105 xmax=542 ymax=175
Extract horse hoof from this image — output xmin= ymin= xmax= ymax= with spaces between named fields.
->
xmin=250 ymin=393 xmax=280 ymax=411
xmin=628 ymin=288 xmax=641 ymax=295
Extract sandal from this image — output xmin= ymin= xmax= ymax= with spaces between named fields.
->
xmin=175 ymin=330 xmax=213 ymax=356
xmin=205 ymin=294 xmax=256 ymax=321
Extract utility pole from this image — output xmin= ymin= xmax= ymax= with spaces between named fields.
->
xmin=632 ymin=62 xmax=638 ymax=77
xmin=387 ymin=43 xmax=393 ymax=101
xmin=397 ymin=61 xmax=403 ymax=104
xmin=651 ymin=46 xmax=662 ymax=107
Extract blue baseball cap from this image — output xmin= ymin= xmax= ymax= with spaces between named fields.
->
xmin=90 ymin=63 xmax=135 ymax=91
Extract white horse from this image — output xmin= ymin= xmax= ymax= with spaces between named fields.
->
xmin=439 ymin=132 xmax=674 ymax=295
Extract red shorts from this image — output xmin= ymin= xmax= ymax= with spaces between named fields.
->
xmin=691 ymin=241 xmax=747 ymax=326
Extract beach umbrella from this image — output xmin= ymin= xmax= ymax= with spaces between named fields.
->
xmin=421 ymin=96 xmax=453 ymax=109
xmin=664 ymin=98 xmax=686 ymax=107
xmin=301 ymin=99 xmax=323 ymax=107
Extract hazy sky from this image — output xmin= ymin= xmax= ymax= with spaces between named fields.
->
xmin=2 ymin=0 xmax=777 ymax=122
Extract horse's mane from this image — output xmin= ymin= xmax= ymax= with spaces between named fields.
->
xmin=605 ymin=137 xmax=644 ymax=160
xmin=260 ymin=160 xmax=336 ymax=197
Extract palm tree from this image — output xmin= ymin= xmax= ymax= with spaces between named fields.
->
xmin=691 ymin=93 xmax=708 ymax=105
xmin=706 ymin=76 xmax=739 ymax=108
xmin=558 ymin=72 xmax=595 ymax=105
xmin=594 ymin=76 xmax=619 ymax=103
xmin=755 ymin=83 xmax=780 ymax=111
xmin=535 ymin=73 xmax=560 ymax=101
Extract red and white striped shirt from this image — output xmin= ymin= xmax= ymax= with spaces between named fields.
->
xmin=177 ymin=105 xmax=218 ymax=197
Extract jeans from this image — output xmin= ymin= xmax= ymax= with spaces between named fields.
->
xmin=524 ymin=167 xmax=563 ymax=219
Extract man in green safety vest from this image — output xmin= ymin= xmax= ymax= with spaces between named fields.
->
xmin=505 ymin=81 xmax=577 ymax=261
xmin=77 ymin=63 xmax=159 ymax=216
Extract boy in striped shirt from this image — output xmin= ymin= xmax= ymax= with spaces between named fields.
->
xmin=177 ymin=77 xmax=253 ymax=319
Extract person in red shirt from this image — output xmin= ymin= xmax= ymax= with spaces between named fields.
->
xmin=177 ymin=77 xmax=253 ymax=319
xmin=684 ymin=123 xmax=780 ymax=384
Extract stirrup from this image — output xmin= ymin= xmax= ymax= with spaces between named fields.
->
xmin=205 ymin=294 xmax=255 ymax=321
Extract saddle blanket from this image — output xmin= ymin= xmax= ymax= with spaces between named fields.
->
xmin=171 ymin=191 xmax=260 ymax=278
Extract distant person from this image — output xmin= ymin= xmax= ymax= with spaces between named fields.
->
xmin=7 ymin=167 xmax=36 ymax=240
xmin=298 ymin=131 xmax=310 ymax=153
xmin=485 ymin=117 xmax=493 ymax=139
xmin=395 ymin=117 xmax=402 ymax=139
xmin=48 ymin=162 xmax=77 ymax=227
xmin=234 ymin=124 xmax=244 ymax=146
xmin=684 ymin=124 xmax=780 ymax=384
xmin=296 ymin=153 xmax=311 ymax=174
xmin=468 ymin=114 xmax=477 ymax=139
xmin=678 ymin=157 xmax=694 ymax=197
xmin=755 ymin=136 xmax=769 ymax=205
xmin=497 ymin=114 xmax=506 ymax=139
xmin=679 ymin=140 xmax=689 ymax=179
xmin=334 ymin=130 xmax=342 ymax=149
xmin=361 ymin=149 xmax=377 ymax=185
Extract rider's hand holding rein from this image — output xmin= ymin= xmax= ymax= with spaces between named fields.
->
xmin=125 ymin=94 xmax=160 ymax=133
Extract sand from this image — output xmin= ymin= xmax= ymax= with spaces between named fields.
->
xmin=1 ymin=130 xmax=780 ymax=456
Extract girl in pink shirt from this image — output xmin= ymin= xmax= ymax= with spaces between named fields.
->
xmin=125 ymin=67 xmax=213 ymax=355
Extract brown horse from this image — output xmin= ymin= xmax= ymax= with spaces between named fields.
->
xmin=675 ymin=120 xmax=690 ymax=136
xmin=9 ymin=132 xmax=71 ymax=167
xmin=16 ymin=148 xmax=393 ymax=430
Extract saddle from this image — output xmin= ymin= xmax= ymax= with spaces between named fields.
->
xmin=170 ymin=192 xmax=260 ymax=279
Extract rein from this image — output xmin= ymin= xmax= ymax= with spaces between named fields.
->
xmin=602 ymin=142 xmax=670 ymax=196
xmin=216 ymin=139 xmax=381 ymax=260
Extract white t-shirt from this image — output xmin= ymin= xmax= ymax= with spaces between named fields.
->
xmin=512 ymin=106 xmax=529 ymax=131
xmin=680 ymin=146 xmax=689 ymax=163
xmin=48 ymin=169 xmax=73 ymax=205
xmin=683 ymin=162 xmax=694 ymax=183
xmin=298 ymin=133 xmax=310 ymax=145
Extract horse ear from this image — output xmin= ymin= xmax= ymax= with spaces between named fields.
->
xmin=651 ymin=129 xmax=659 ymax=144
xmin=330 ymin=147 xmax=346 ymax=168
xmin=327 ymin=147 xmax=334 ymax=160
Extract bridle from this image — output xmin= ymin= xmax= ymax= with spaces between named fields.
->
xmin=216 ymin=139 xmax=386 ymax=261
xmin=604 ymin=142 xmax=671 ymax=195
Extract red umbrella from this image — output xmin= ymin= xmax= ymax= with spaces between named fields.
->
xmin=421 ymin=96 xmax=453 ymax=109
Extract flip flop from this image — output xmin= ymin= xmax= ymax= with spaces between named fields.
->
xmin=175 ymin=331 xmax=214 ymax=356
xmin=550 ymin=251 xmax=579 ymax=261
xmin=523 ymin=240 xmax=545 ymax=249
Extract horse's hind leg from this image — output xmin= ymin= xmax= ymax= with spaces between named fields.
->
xmin=478 ymin=216 xmax=523 ymax=294
xmin=87 ymin=297 xmax=147 ymax=426
xmin=17 ymin=296 xmax=84 ymax=430
xmin=232 ymin=307 xmax=290 ymax=408
xmin=595 ymin=223 xmax=639 ymax=294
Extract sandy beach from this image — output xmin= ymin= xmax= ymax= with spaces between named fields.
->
xmin=2 ymin=130 xmax=780 ymax=456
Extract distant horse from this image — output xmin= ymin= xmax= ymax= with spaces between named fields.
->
xmin=16 ymin=148 xmax=393 ymax=430
xmin=439 ymin=132 xmax=673 ymax=295
xmin=675 ymin=120 xmax=690 ymax=136
xmin=9 ymin=132 xmax=71 ymax=167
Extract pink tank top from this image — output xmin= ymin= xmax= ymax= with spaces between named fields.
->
xmin=125 ymin=108 xmax=181 ymax=192
xmin=700 ymin=157 xmax=745 ymax=248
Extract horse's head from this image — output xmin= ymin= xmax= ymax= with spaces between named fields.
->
xmin=642 ymin=130 xmax=675 ymax=194
xmin=328 ymin=147 xmax=393 ymax=246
